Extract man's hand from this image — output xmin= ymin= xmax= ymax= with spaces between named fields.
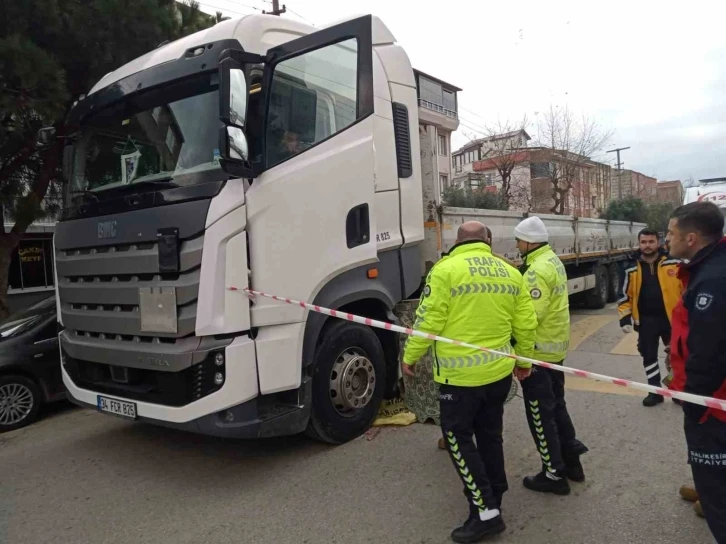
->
xmin=514 ymin=366 xmax=532 ymax=381
xmin=621 ymin=325 xmax=633 ymax=334
xmin=401 ymin=361 xmax=416 ymax=377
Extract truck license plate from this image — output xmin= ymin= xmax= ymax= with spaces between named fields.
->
xmin=97 ymin=395 xmax=137 ymax=420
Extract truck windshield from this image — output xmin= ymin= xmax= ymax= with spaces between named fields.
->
xmin=70 ymin=73 xmax=224 ymax=194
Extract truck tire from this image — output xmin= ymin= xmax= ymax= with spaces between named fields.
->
xmin=0 ymin=374 xmax=43 ymax=433
xmin=585 ymin=265 xmax=608 ymax=309
xmin=606 ymin=263 xmax=620 ymax=303
xmin=306 ymin=320 xmax=386 ymax=444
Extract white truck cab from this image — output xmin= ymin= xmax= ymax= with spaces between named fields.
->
xmin=56 ymin=14 xmax=424 ymax=443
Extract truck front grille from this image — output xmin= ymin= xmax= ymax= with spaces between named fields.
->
xmin=56 ymin=236 xmax=203 ymax=340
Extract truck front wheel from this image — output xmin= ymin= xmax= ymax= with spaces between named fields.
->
xmin=306 ymin=320 xmax=386 ymax=444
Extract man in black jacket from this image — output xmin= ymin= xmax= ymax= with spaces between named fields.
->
xmin=666 ymin=201 xmax=726 ymax=543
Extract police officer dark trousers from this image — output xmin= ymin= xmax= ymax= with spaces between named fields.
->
xmin=402 ymin=221 xmax=537 ymax=544
xmin=514 ymin=217 xmax=588 ymax=495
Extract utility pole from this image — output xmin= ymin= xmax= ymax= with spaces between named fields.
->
xmin=264 ymin=0 xmax=286 ymax=15
xmin=607 ymin=146 xmax=630 ymax=199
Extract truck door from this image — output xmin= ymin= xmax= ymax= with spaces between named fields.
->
xmin=246 ymin=16 xmax=376 ymax=326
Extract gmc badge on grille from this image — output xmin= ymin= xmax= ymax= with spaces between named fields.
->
xmin=97 ymin=220 xmax=117 ymax=239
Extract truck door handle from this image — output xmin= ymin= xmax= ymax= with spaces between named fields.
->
xmin=346 ymin=204 xmax=370 ymax=249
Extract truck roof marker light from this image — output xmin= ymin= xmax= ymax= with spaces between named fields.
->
xmin=367 ymin=269 xmax=378 ymax=279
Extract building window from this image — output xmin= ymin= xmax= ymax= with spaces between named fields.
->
xmin=592 ymin=196 xmax=597 ymax=208
xmin=443 ymin=89 xmax=456 ymax=112
xmin=440 ymin=174 xmax=449 ymax=190
xmin=438 ymin=134 xmax=447 ymax=156
xmin=530 ymin=162 xmax=552 ymax=178
xmin=483 ymin=173 xmax=494 ymax=186
xmin=8 ymin=236 xmax=55 ymax=291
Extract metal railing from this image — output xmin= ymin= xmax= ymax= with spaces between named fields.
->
xmin=418 ymin=99 xmax=458 ymax=119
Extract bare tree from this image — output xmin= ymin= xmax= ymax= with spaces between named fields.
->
xmin=478 ymin=117 xmax=530 ymax=210
xmin=532 ymin=105 xmax=612 ymax=215
xmin=454 ymin=120 xmax=531 ymax=210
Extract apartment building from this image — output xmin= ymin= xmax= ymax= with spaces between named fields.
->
xmin=527 ymin=148 xmax=612 ymax=217
xmin=451 ymin=130 xmax=530 ymax=189
xmin=656 ymin=180 xmax=684 ymax=205
xmin=414 ymin=69 xmax=461 ymax=193
xmin=611 ymin=169 xmax=657 ymax=202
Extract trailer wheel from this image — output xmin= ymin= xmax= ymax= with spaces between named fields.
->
xmin=606 ymin=264 xmax=620 ymax=303
xmin=306 ymin=320 xmax=386 ymax=444
xmin=585 ymin=265 xmax=608 ymax=309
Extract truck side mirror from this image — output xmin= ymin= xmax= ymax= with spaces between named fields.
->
xmin=218 ymin=54 xmax=255 ymax=178
xmin=36 ymin=127 xmax=56 ymax=149
xmin=219 ymin=60 xmax=248 ymax=127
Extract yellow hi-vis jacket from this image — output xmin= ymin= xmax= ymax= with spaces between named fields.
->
xmin=402 ymin=241 xmax=537 ymax=387
xmin=617 ymin=252 xmax=682 ymax=329
xmin=520 ymin=244 xmax=571 ymax=363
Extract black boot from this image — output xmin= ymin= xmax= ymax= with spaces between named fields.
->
xmin=564 ymin=457 xmax=585 ymax=482
xmin=451 ymin=508 xmax=506 ymax=544
xmin=562 ymin=444 xmax=587 ymax=483
xmin=643 ymin=393 xmax=664 ymax=407
xmin=523 ymin=471 xmax=571 ymax=495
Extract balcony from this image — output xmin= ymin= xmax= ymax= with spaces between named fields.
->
xmin=418 ymin=99 xmax=458 ymax=119
xmin=418 ymin=99 xmax=459 ymax=132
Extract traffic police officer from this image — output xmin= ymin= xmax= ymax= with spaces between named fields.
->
xmin=402 ymin=221 xmax=537 ymax=543
xmin=513 ymin=216 xmax=588 ymax=495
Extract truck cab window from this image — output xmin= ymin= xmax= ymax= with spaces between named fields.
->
xmin=265 ymin=38 xmax=358 ymax=168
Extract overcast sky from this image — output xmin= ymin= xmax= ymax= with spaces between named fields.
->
xmin=198 ymin=0 xmax=726 ymax=183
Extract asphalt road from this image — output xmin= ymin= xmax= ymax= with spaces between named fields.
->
xmin=0 ymin=304 xmax=714 ymax=544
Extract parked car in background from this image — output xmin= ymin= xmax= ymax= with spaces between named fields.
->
xmin=0 ymin=296 xmax=64 ymax=432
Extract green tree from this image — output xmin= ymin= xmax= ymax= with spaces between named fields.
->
xmin=442 ymin=186 xmax=508 ymax=210
xmin=0 ymin=0 xmax=215 ymax=317
xmin=645 ymin=201 xmax=676 ymax=233
xmin=601 ymin=197 xmax=675 ymax=234
xmin=600 ymin=196 xmax=648 ymax=223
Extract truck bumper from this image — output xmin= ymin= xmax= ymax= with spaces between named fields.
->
xmin=62 ymin=335 xmax=311 ymax=438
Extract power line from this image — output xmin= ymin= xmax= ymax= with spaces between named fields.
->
xmin=287 ymin=7 xmax=315 ymax=25
xmin=196 ymin=0 xmax=253 ymax=16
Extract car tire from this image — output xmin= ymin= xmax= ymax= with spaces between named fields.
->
xmin=585 ymin=265 xmax=608 ymax=309
xmin=306 ymin=320 xmax=386 ymax=445
xmin=0 ymin=374 xmax=43 ymax=433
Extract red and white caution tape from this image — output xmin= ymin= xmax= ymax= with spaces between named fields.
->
xmin=229 ymin=287 xmax=726 ymax=413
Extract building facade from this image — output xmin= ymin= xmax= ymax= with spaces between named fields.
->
xmin=451 ymin=130 xmax=530 ymax=189
xmin=611 ymin=169 xmax=657 ymax=202
xmin=656 ymin=180 xmax=684 ymax=205
xmin=414 ymin=69 xmax=460 ymax=194
xmin=3 ymin=199 xmax=60 ymax=313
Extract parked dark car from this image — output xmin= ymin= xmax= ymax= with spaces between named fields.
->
xmin=0 ymin=296 xmax=64 ymax=432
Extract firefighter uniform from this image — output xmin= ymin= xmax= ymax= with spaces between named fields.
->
xmin=403 ymin=239 xmax=537 ymax=540
xmin=514 ymin=217 xmax=588 ymax=494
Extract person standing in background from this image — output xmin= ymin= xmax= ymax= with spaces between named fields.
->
xmin=618 ymin=228 xmax=681 ymax=406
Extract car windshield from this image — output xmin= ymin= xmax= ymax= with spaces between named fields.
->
xmin=0 ymin=297 xmax=55 ymax=340
xmin=70 ymin=73 xmax=224 ymax=194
